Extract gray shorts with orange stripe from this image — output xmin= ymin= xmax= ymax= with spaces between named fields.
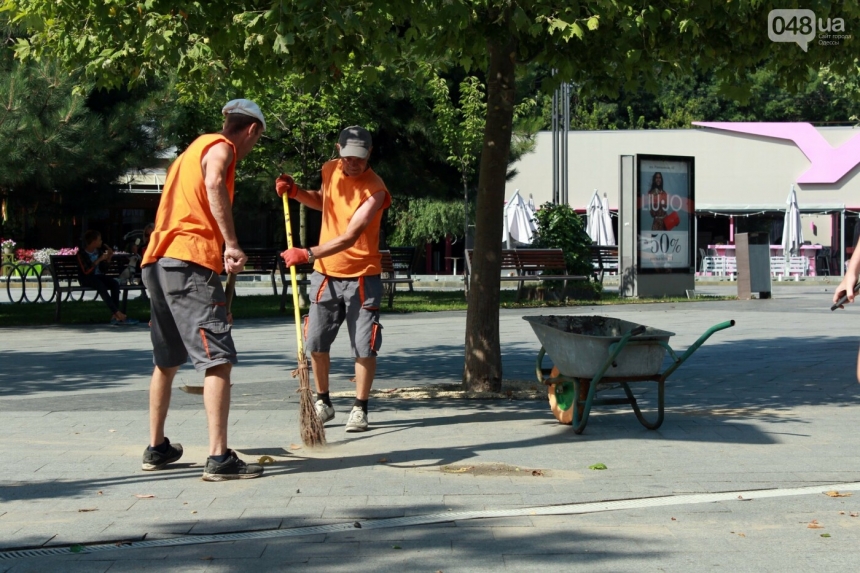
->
xmin=304 ymin=272 xmax=383 ymax=358
xmin=142 ymin=257 xmax=237 ymax=372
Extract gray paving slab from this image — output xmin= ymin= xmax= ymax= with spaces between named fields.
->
xmin=3 ymin=289 xmax=860 ymax=570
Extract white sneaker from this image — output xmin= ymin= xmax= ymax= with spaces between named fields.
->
xmin=345 ymin=407 xmax=369 ymax=432
xmin=315 ymin=400 xmax=335 ymax=424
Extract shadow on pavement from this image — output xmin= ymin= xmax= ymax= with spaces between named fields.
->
xmin=2 ymin=514 xmax=658 ymax=571
xmin=4 ymin=333 xmax=859 ymax=404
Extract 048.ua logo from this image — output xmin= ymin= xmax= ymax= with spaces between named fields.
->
xmin=767 ymin=9 xmax=847 ymax=52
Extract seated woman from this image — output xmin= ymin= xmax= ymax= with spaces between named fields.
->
xmin=77 ymin=230 xmax=138 ymax=325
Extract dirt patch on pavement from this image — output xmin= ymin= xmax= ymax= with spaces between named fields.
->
xmin=440 ymin=463 xmax=549 ymax=477
xmin=331 ymin=379 xmax=546 ymax=401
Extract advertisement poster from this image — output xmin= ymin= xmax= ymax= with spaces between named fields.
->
xmin=637 ymin=156 xmax=694 ymax=272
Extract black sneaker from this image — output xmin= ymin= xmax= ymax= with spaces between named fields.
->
xmin=141 ymin=437 xmax=183 ymax=471
xmin=202 ymin=449 xmax=264 ymax=482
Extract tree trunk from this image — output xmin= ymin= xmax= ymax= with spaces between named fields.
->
xmin=463 ymin=32 xmax=517 ymax=392
xmin=298 ymin=203 xmax=310 ymax=308
xmin=299 ymin=203 xmax=307 ymax=249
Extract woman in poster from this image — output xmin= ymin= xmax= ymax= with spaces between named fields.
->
xmin=648 ymin=172 xmax=669 ymax=231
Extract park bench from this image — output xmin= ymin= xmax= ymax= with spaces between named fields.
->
xmin=228 ymin=248 xmax=282 ymax=295
xmin=276 ymin=257 xmax=314 ymax=312
xmin=386 ymin=246 xmax=417 ymax=292
xmin=464 ymin=248 xmax=590 ymax=301
xmin=276 ymin=249 xmax=414 ymax=311
xmin=589 ymin=245 xmax=619 ymax=283
xmin=380 ymin=250 xmax=415 ymax=307
xmin=49 ymin=254 xmax=146 ymax=323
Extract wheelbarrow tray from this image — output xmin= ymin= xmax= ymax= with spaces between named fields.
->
xmin=523 ymin=315 xmax=675 ymax=378
xmin=525 ymin=315 xmax=734 ymax=433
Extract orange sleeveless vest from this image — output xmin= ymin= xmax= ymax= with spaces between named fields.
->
xmin=316 ymin=160 xmax=391 ymax=277
xmin=142 ymin=134 xmax=237 ymax=273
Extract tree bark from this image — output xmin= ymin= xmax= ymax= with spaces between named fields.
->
xmin=298 ymin=203 xmax=310 ymax=308
xmin=463 ymin=31 xmax=517 ymax=392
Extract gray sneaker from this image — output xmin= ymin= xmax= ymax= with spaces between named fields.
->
xmin=141 ymin=437 xmax=183 ymax=471
xmin=202 ymin=449 xmax=263 ymax=482
xmin=315 ymin=400 xmax=335 ymax=424
xmin=345 ymin=407 xmax=369 ymax=432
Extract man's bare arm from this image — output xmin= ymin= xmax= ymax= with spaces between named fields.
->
xmin=202 ymin=142 xmax=246 ymax=273
xmin=292 ymin=187 xmax=324 ymax=212
xmin=310 ymin=191 xmax=386 ymax=259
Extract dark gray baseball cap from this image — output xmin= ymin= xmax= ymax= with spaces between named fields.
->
xmin=338 ymin=126 xmax=372 ymax=158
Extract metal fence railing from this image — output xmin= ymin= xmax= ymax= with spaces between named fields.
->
xmin=0 ymin=261 xmax=88 ymax=304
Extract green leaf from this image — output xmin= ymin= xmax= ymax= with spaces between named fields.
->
xmin=570 ymin=22 xmax=584 ymax=40
xmin=588 ymin=463 xmax=607 ymax=470
xmin=821 ymin=533 xmax=831 ymax=538
xmin=549 ymin=18 xmax=569 ymax=33
xmin=273 ymin=34 xmax=290 ymax=54
xmin=586 ymin=16 xmax=600 ymax=31
xmin=12 ymin=38 xmax=30 ymax=60
xmin=511 ymin=6 xmax=530 ymax=30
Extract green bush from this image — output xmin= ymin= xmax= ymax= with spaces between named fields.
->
xmin=387 ymin=197 xmax=469 ymax=246
xmin=531 ymin=202 xmax=593 ymax=277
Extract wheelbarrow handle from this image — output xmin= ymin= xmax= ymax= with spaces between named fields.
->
xmin=681 ymin=320 xmax=735 ymax=360
xmin=660 ymin=319 xmax=735 ymax=380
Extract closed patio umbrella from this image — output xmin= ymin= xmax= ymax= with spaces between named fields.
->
xmin=503 ymin=189 xmax=537 ymax=248
xmin=586 ymin=190 xmax=601 ymax=243
xmin=587 ymin=189 xmax=615 ymax=246
xmin=782 ymin=184 xmax=803 ymax=255
xmin=782 ymin=184 xmax=804 ymax=275
xmin=600 ymin=192 xmax=616 ymax=246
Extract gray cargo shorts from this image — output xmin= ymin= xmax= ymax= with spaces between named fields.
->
xmin=304 ymin=272 xmax=383 ymax=358
xmin=142 ymin=257 xmax=237 ymax=372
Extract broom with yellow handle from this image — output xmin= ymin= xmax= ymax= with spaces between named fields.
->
xmin=283 ymin=194 xmax=326 ymax=447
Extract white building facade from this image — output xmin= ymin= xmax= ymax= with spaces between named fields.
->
xmin=506 ymin=125 xmax=860 ymax=274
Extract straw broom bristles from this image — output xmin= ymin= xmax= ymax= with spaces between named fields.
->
xmin=293 ymin=355 xmax=325 ymax=447
xmin=282 ymin=192 xmax=326 ymax=447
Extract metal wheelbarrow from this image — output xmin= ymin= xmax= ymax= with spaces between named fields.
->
xmin=523 ymin=315 xmax=735 ymax=434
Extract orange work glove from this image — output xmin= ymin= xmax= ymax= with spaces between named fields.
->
xmin=281 ymin=247 xmax=310 ymax=268
xmin=275 ymin=174 xmax=298 ymax=198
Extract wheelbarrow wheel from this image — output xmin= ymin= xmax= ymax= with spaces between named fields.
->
xmin=546 ymin=367 xmax=589 ymax=425
xmin=548 ymin=388 xmax=573 ymax=425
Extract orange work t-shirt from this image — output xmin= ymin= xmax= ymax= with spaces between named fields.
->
xmin=142 ymin=134 xmax=236 ymax=274
xmin=315 ymin=159 xmax=391 ymax=278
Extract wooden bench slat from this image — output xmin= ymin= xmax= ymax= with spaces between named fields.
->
xmin=464 ymin=248 xmax=590 ymax=301
xmin=228 ymin=248 xmax=282 ymax=297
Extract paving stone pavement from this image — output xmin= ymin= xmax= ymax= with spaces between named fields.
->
xmin=2 ymin=285 xmax=860 ymax=571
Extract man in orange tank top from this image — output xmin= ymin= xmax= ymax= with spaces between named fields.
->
xmin=276 ymin=126 xmax=391 ymax=433
xmin=140 ymin=99 xmax=265 ymax=481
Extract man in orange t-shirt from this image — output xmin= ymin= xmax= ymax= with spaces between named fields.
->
xmin=140 ymin=99 xmax=264 ymax=481
xmin=276 ymin=126 xmax=391 ymax=433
